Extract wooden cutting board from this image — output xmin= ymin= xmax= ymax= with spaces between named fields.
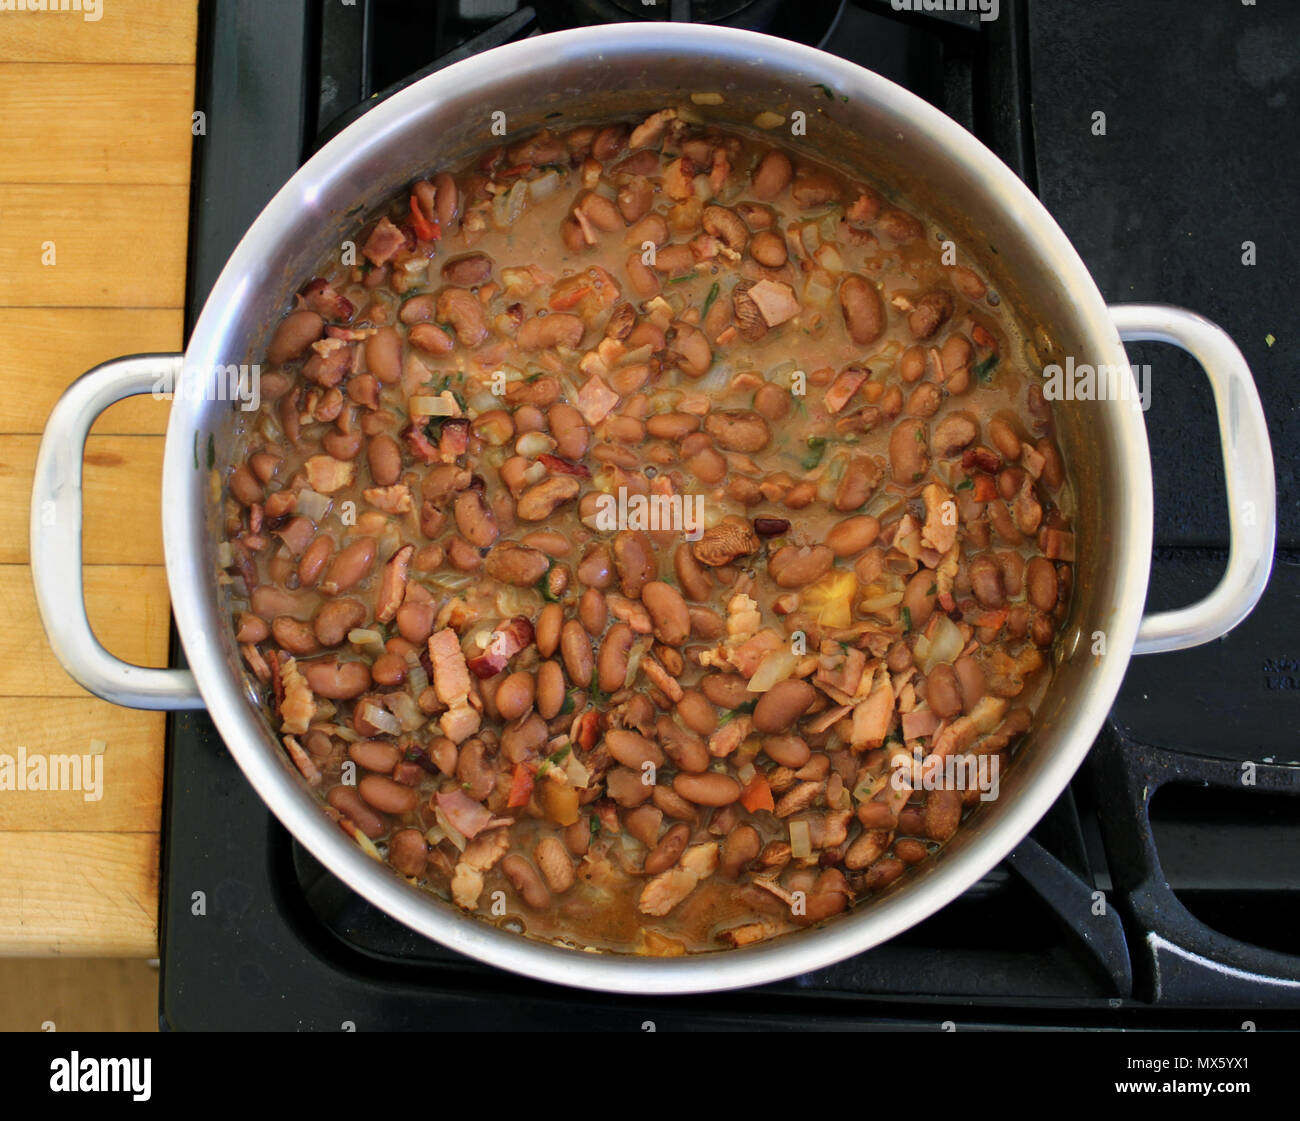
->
xmin=0 ymin=0 xmax=197 ymax=955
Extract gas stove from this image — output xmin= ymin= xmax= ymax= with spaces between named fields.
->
xmin=161 ymin=0 xmax=1300 ymax=1030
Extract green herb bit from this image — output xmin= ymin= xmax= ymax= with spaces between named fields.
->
xmin=973 ymin=353 xmax=1000 ymax=382
xmin=701 ymin=280 xmax=720 ymax=318
xmin=901 ymin=605 xmax=913 ymax=633
xmin=801 ymin=435 xmax=828 ymax=471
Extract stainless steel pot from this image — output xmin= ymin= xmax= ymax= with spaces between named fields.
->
xmin=30 ymin=24 xmax=1276 ymax=993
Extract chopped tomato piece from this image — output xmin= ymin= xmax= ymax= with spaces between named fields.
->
xmin=409 ymin=193 xmax=440 ymax=242
xmin=506 ymin=763 xmax=535 ymax=809
xmin=740 ymin=773 xmax=775 ymax=813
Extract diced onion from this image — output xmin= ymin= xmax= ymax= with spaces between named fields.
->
xmin=359 ymin=701 xmax=399 ymax=736
xmin=788 ymin=820 xmax=812 ymax=859
xmin=434 ymin=807 xmax=467 ymax=852
xmin=215 ymin=541 xmax=233 ymax=568
xmin=387 ymin=691 xmax=424 ymax=732
xmin=691 ymin=91 xmax=725 ymax=105
xmin=918 ymin=614 xmax=963 ymax=672
xmin=348 ymin=628 xmax=385 ymax=651
xmin=529 ymin=169 xmax=562 ymax=201
xmin=737 ymin=762 xmax=756 ymax=785
xmin=296 ymin=488 xmax=332 ymax=521
xmin=515 ymin=431 xmax=555 ymax=457
xmin=753 ymin=110 xmax=785 ymax=129
xmin=859 ymin=591 xmax=905 ymax=614
xmin=408 ymin=662 xmax=429 ymax=697
xmin=747 ymin=649 xmax=798 ymax=693
xmin=408 ymin=394 xmax=457 ymax=416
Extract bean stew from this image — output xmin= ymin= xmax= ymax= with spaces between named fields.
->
xmin=222 ymin=105 xmax=1075 ymax=954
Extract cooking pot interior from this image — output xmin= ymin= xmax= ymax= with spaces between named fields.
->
xmin=179 ymin=31 xmax=1142 ymax=963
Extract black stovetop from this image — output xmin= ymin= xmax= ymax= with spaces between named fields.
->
xmin=160 ymin=0 xmax=1300 ymax=1030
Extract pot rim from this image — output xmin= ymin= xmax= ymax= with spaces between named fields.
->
xmin=163 ymin=22 xmax=1151 ymax=994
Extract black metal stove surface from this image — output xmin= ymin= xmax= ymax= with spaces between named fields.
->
xmin=162 ymin=0 xmax=1300 ymax=1030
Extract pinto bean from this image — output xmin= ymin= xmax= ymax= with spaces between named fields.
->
xmin=327 ymin=785 xmax=386 ymax=839
xmin=268 ymin=310 xmax=324 ymax=364
xmin=272 ymin=616 xmax=321 ymax=656
xmin=484 ymin=542 xmax=550 ymax=586
xmin=839 ymin=275 xmax=885 ymax=345
xmin=349 ymin=738 xmax=400 ymax=773
xmin=704 ymin=409 xmax=770 ymax=452
xmin=749 ymin=229 xmax=788 ymax=267
xmin=954 ymin=654 xmax=986 ymax=712
xmin=675 ymin=690 xmax=717 ymax=737
xmin=441 ymin=253 xmax=492 ymax=287
xmin=453 ymin=486 xmax=499 ymax=547
xmin=751 ymin=149 xmax=793 ymax=199
xmin=517 ymin=312 xmax=584 ymax=351
xmin=933 ymin=412 xmax=978 ymax=458
xmin=924 ymin=788 xmax=963 ymax=842
xmin=926 ymin=664 xmax=963 ymax=718
xmin=826 ymin=515 xmax=880 ymax=558
xmin=644 ymin=823 xmax=690 ymax=875
xmin=495 ymin=671 xmax=536 ymax=722
xmin=536 ymin=659 xmax=566 ymax=720
xmin=752 ymin=679 xmax=816 ymax=734
xmin=607 ymin=766 xmax=654 ymax=808
xmin=908 ymin=290 xmax=954 ymax=340
xmin=768 ymin=544 xmax=834 ymax=588
xmin=560 ymin=620 xmax=593 ymax=687
xmin=762 ymin=735 xmax=811 ymax=768
xmin=366 ymin=435 xmax=402 ymax=486
xmin=605 ymin=729 xmax=665 ymax=770
xmin=1026 ymin=555 xmax=1060 ymax=612
xmin=516 ymin=475 xmax=581 ymax=521
xmin=313 ymin=598 xmax=367 ymax=647
xmin=386 ymin=828 xmax=428 ymax=877
xmin=597 ymin=621 xmax=634 ymax=695
xmin=645 ymin=412 xmax=700 ymax=440
xmin=358 ymin=773 xmax=418 ymax=814
xmin=672 ymin=771 xmax=742 ymax=807
xmin=535 ymin=603 xmax=564 ymax=658
xmin=888 ymin=418 xmax=929 ymax=484
xmin=969 ymin=554 xmax=1005 ymax=608
xmin=656 ymin=716 xmax=710 ymax=774
xmin=700 ymin=673 xmax=750 ymax=709
xmin=719 ymin=824 xmax=761 ymax=879
xmin=502 ymin=853 xmax=551 ymax=910
xmin=301 ymin=658 xmax=372 ymax=699
xmin=320 ymin=537 xmax=376 ymax=595
xmin=674 ymin=544 xmax=713 ymax=602
xmin=613 ymin=530 xmax=656 ymax=597
xmin=641 ymin=581 xmax=691 ymax=646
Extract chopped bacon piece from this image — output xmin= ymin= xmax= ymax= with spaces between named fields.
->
xmin=1042 ymin=528 xmax=1075 ymax=562
xmin=278 ymin=657 xmax=316 ymax=736
xmin=282 ymin=734 xmax=322 ymax=787
xmin=850 ymin=676 xmax=894 ymax=751
xmin=537 ymin=453 xmax=591 ymax=478
xmin=574 ymin=709 xmax=602 ymax=751
xmin=466 ymin=615 xmax=535 ymax=679
xmin=576 ymin=372 xmax=619 ymax=426
xmin=901 ymin=707 xmax=941 ymax=741
xmin=825 ymin=366 xmax=868 ymax=414
xmin=746 ymin=279 xmax=801 ymax=327
xmin=300 ymin=278 xmax=354 ymax=321
xmin=363 ymin=484 xmax=412 ymax=515
xmin=428 ymin=629 xmax=472 ymax=705
xmin=303 ymin=454 xmax=355 ymax=494
xmin=439 ymin=417 xmax=470 ymax=464
xmin=362 ymin=216 xmax=408 ymax=267
xmin=402 ymin=421 xmax=439 ymax=464
xmin=961 ymin=446 xmax=1002 ymax=474
xmin=436 ymin=789 xmax=495 ymax=839
xmin=375 ymin=544 xmax=413 ymax=624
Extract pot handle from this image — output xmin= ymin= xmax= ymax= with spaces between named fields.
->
xmin=30 ymin=354 xmax=206 ymax=710
xmin=1109 ymin=304 xmax=1276 ymax=655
